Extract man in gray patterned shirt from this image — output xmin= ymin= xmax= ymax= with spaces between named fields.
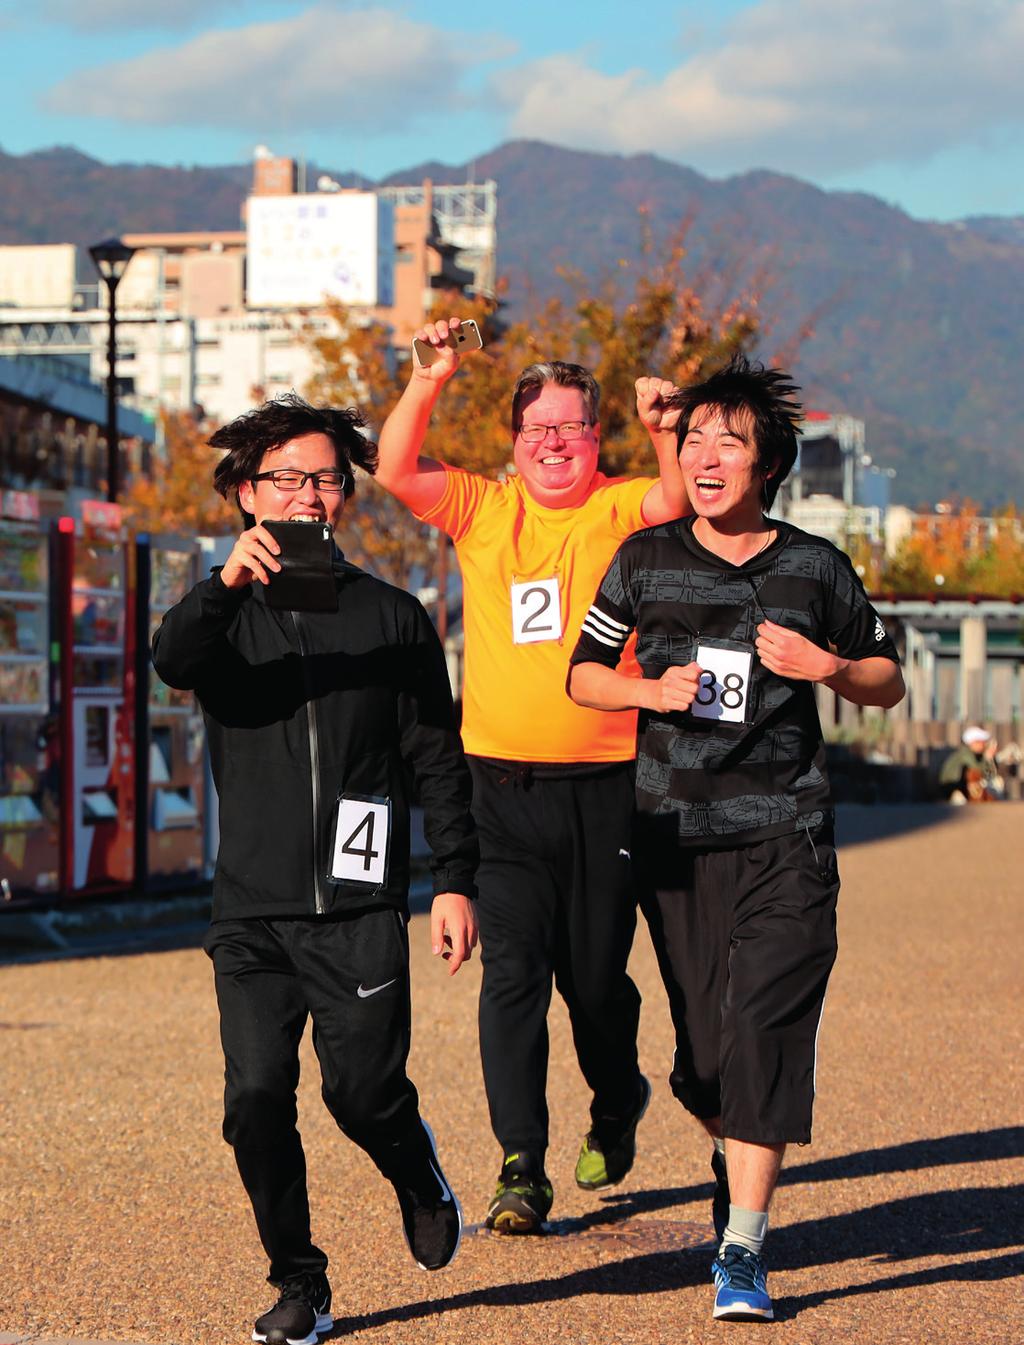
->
xmin=569 ymin=355 xmax=904 ymax=1323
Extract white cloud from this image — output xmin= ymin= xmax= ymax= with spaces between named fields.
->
xmin=494 ymin=0 xmax=1024 ymax=177
xmin=43 ymin=6 xmax=504 ymax=133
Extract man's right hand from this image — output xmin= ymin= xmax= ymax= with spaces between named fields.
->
xmin=411 ymin=317 xmax=465 ymax=386
xmin=643 ymin=662 xmax=703 ymax=714
xmin=220 ymin=525 xmax=282 ymax=589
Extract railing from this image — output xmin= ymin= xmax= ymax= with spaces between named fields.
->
xmin=0 ymin=404 xmax=152 ymax=495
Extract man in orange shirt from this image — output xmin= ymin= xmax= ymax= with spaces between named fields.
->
xmin=377 ymin=318 xmax=689 ymax=1231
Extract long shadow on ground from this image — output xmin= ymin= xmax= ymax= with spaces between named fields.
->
xmin=834 ymin=801 xmax=971 ymax=849
xmin=552 ymin=1126 xmax=1024 ymax=1235
xmin=326 ymin=1130 xmax=1024 ymax=1333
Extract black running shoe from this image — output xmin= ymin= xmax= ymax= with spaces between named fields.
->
xmin=485 ymin=1152 xmax=553 ymax=1234
xmin=389 ymin=1120 xmax=462 ymax=1271
xmin=252 ymin=1271 xmax=332 ymax=1345
xmin=711 ymin=1147 xmax=731 ymax=1243
xmin=575 ymin=1074 xmax=652 ymax=1190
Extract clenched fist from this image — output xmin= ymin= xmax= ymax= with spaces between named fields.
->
xmin=635 ymin=376 xmax=682 ymax=435
xmin=644 ymin=661 xmax=703 ymax=713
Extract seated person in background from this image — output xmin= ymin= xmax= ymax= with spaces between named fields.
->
xmin=939 ymin=727 xmax=1005 ymax=803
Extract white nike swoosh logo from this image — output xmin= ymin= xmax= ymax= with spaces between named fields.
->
xmin=429 ymin=1158 xmax=453 ymax=1204
xmin=356 ymin=978 xmax=398 ymax=998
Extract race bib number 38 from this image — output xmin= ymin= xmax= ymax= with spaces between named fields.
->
xmin=692 ymin=644 xmax=753 ymax=724
xmin=329 ymin=796 xmax=390 ymax=886
xmin=511 ymin=576 xmax=562 ymax=644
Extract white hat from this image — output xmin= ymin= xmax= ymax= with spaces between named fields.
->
xmin=962 ymin=726 xmax=990 ymax=746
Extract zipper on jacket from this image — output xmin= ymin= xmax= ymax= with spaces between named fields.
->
xmin=291 ymin=611 xmax=326 ymax=915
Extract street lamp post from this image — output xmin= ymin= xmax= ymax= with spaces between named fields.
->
xmin=89 ymin=237 xmax=137 ymax=503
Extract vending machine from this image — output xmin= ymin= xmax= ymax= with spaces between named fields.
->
xmin=0 ymin=493 xmax=60 ymax=904
xmin=136 ymin=534 xmax=205 ymax=890
xmin=57 ymin=502 xmax=136 ymax=895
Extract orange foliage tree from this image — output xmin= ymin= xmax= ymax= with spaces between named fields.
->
xmin=306 ymin=229 xmax=761 ymax=589
xmin=882 ymin=501 xmax=1024 ymax=596
xmin=122 ymin=411 xmax=236 ymax=536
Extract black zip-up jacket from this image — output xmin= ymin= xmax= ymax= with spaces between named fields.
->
xmin=151 ymin=556 xmax=478 ymax=921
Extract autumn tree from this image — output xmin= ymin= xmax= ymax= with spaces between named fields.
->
xmin=881 ymin=501 xmax=1024 ymax=596
xmin=306 ymin=225 xmax=761 ymax=592
xmin=121 ymin=410 xmax=236 ymax=536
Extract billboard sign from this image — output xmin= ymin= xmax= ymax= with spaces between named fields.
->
xmin=247 ymin=193 xmax=394 ymax=308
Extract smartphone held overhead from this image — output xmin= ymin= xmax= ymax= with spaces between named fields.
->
xmin=412 ymin=319 xmax=484 ymax=368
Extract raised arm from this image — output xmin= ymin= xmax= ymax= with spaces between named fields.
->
xmin=376 ymin=317 xmax=469 ymax=516
xmin=635 ymin=376 xmax=690 ymax=525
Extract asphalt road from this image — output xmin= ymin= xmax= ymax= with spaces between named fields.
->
xmin=1 ymin=804 xmax=1021 ymax=1344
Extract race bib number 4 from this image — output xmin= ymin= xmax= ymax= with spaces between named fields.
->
xmin=692 ymin=644 xmax=753 ymax=723
xmin=511 ymin=577 xmax=562 ymax=644
xmin=329 ymin=796 xmax=390 ymax=887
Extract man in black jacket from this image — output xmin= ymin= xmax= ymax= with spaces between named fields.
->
xmin=152 ymin=394 xmax=478 ymax=1345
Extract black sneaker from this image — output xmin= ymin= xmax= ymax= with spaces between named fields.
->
xmin=485 ymin=1152 xmax=553 ymax=1234
xmin=389 ymin=1120 xmax=462 ymax=1271
xmin=711 ymin=1147 xmax=731 ymax=1243
xmin=574 ymin=1074 xmax=652 ymax=1190
xmin=252 ymin=1271 xmax=332 ymax=1345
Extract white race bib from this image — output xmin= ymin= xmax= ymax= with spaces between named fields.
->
xmin=329 ymin=796 xmax=390 ymax=886
xmin=511 ymin=577 xmax=562 ymax=644
xmin=692 ymin=644 xmax=753 ymax=723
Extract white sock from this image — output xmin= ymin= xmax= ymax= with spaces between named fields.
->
xmin=721 ymin=1205 xmax=768 ymax=1257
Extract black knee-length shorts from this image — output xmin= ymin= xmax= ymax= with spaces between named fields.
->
xmin=636 ymin=825 xmax=839 ymax=1146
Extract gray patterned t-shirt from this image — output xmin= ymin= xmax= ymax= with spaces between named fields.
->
xmin=569 ymin=517 xmax=900 ymax=848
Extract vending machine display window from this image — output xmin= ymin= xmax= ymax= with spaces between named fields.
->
xmin=74 ymin=543 xmax=123 ymax=593
xmin=0 ymin=518 xmax=59 ymax=903
xmin=0 ymin=523 xmax=49 ymax=717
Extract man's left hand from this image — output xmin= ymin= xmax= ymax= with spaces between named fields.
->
xmin=430 ymin=893 xmax=479 ymax=976
xmin=636 ymin=376 xmax=682 ymax=434
xmin=756 ymin=620 xmax=843 ymax=683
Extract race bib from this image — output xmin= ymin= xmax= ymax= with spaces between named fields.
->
xmin=692 ymin=644 xmax=753 ymax=724
xmin=511 ymin=577 xmax=562 ymax=644
xmin=329 ymin=795 xmax=390 ymax=887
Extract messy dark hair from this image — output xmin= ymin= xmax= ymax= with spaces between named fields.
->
xmin=211 ymin=392 xmax=379 ymax=525
xmin=671 ymin=355 xmax=802 ymax=507
xmin=510 ymin=360 xmax=600 ymax=437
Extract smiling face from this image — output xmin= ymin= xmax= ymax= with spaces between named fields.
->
xmin=512 ymin=383 xmax=601 ymax=509
xmin=679 ymin=404 xmax=774 ymax=530
xmin=237 ymin=431 xmax=346 ymax=530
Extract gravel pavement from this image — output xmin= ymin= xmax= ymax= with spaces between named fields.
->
xmin=1 ymin=804 xmax=1021 ymax=1344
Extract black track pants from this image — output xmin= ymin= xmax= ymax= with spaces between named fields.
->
xmin=637 ymin=826 xmax=839 ymax=1146
xmin=470 ymin=758 xmax=643 ymax=1164
xmin=204 ymin=909 xmax=421 ymax=1283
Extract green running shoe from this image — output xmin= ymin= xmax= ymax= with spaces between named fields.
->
xmin=575 ymin=1074 xmax=652 ymax=1190
xmin=485 ymin=1152 xmax=553 ymax=1234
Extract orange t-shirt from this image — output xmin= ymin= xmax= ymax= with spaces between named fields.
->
xmin=416 ymin=468 xmax=653 ymax=763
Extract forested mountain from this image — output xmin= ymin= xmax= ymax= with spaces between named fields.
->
xmin=3 ymin=140 xmax=1021 ymax=506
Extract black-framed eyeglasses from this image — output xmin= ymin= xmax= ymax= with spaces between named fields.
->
xmin=517 ymin=420 xmax=591 ymax=443
xmin=250 ymin=468 xmax=348 ymax=493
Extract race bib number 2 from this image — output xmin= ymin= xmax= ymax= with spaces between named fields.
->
xmin=329 ymin=796 xmax=390 ymax=886
xmin=511 ymin=577 xmax=562 ymax=644
xmin=692 ymin=644 xmax=753 ymax=723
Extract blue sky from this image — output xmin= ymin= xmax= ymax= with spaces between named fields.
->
xmin=1 ymin=0 xmax=1022 ymax=221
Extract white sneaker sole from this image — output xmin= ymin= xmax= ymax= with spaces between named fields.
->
xmin=252 ymin=1309 xmax=333 ymax=1345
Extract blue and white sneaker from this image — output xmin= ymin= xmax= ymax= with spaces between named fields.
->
xmin=711 ymin=1244 xmax=773 ymax=1321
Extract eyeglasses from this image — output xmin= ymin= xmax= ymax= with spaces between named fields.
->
xmin=250 ymin=469 xmax=348 ymax=493
xmin=517 ymin=421 xmax=591 ymax=443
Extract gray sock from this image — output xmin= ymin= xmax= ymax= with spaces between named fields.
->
xmin=721 ymin=1205 xmax=768 ymax=1257
xmin=712 ymin=1136 xmax=726 ymax=1159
